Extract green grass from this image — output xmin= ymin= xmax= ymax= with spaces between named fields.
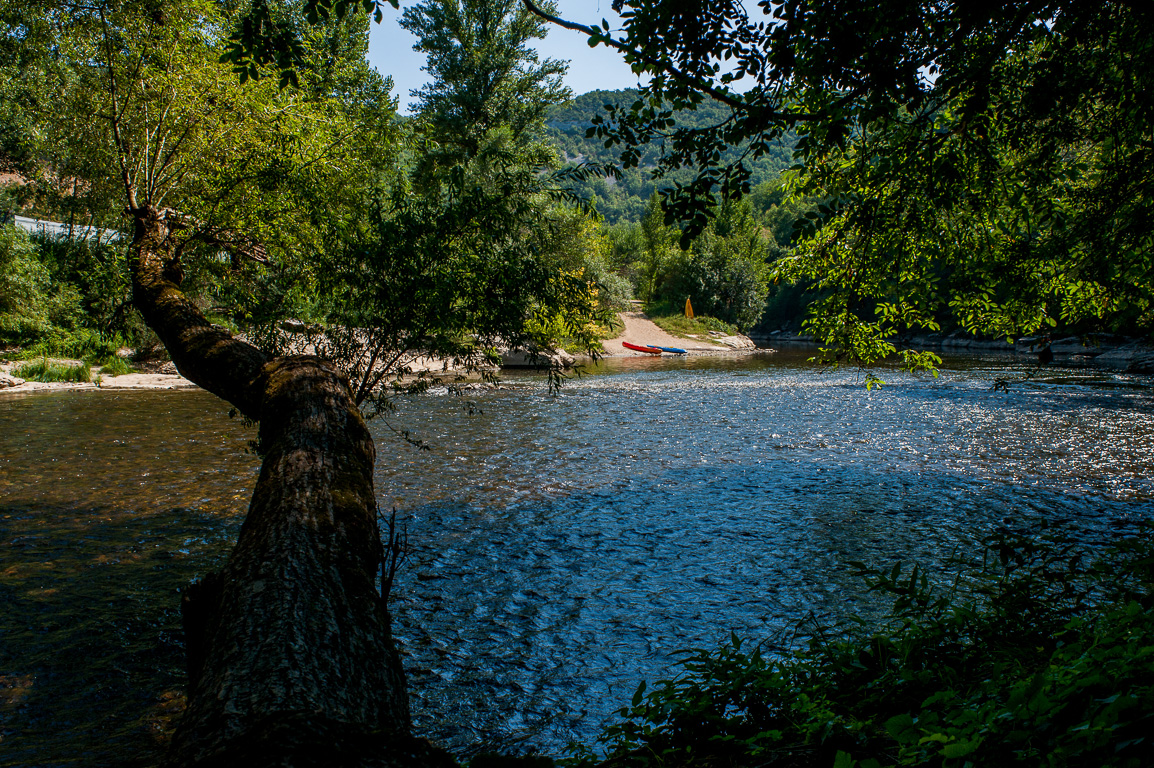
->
xmin=97 ymin=355 xmax=133 ymax=376
xmin=12 ymin=357 xmax=91 ymax=383
xmin=13 ymin=328 xmax=123 ymax=365
xmin=649 ymin=313 xmax=738 ymax=339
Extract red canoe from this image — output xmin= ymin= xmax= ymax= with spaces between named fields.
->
xmin=623 ymin=341 xmax=663 ymax=354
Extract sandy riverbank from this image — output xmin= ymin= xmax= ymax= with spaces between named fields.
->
xmin=0 ymin=359 xmax=197 ymax=394
xmin=600 ymin=311 xmax=760 ymax=356
xmin=0 ymin=312 xmax=769 ymax=395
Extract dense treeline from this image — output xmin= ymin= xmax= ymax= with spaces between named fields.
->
xmin=2 ymin=83 xmax=811 ymax=350
xmin=545 ymin=89 xmax=797 ymax=225
xmin=542 ymin=90 xmax=810 ymax=332
xmin=9 ymin=1 xmax=1152 ymax=355
xmin=0 ymin=0 xmax=619 ymax=378
xmin=542 ymin=0 xmax=1154 ymax=363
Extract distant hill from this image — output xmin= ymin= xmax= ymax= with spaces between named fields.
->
xmin=544 ymin=89 xmax=798 ymax=224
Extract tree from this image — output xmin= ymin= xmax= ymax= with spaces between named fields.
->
xmin=638 ymin=192 xmax=676 ymax=303
xmin=402 ymin=0 xmax=568 ymax=161
xmin=778 ymin=6 xmax=1154 ymax=364
xmin=661 ymin=198 xmax=774 ymax=330
xmin=0 ymin=225 xmax=82 ymax=344
xmin=519 ymin=0 xmax=1154 ymax=363
xmin=534 ymin=202 xmax=635 ymax=314
xmin=6 ymin=0 xmax=608 ymax=761
xmin=3 ymin=2 xmax=451 ymax=765
xmin=267 ymin=0 xmax=603 ymax=409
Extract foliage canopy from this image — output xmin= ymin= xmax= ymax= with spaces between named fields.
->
xmin=522 ymin=0 xmax=1154 ymax=362
xmin=251 ymin=0 xmax=605 ymax=406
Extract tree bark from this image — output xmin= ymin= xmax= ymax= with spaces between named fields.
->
xmin=127 ymin=206 xmax=452 ymax=767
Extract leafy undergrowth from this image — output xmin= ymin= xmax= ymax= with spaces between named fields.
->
xmin=10 ymin=327 xmax=124 ymax=363
xmin=649 ymin=313 xmax=738 ymax=340
xmin=558 ymin=316 xmax=626 ymax=354
xmin=97 ymin=355 xmax=133 ymax=376
xmin=12 ymin=357 xmax=91 ymax=382
xmin=580 ymin=527 xmax=1154 ymax=768
xmin=598 ymin=313 xmax=626 ymax=340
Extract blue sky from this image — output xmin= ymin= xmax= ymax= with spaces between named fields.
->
xmin=366 ymin=1 xmax=645 ymax=114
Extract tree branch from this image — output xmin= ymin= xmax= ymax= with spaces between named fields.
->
xmin=519 ymin=0 xmax=817 ymax=124
xmin=128 ymin=205 xmax=270 ymax=418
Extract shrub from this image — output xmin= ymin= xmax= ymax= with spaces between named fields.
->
xmin=655 ymin=200 xmax=774 ymax=331
xmin=596 ymin=271 xmax=635 ymax=312
xmin=650 ymin=312 xmax=738 ymax=339
xmin=98 ymin=355 xmax=133 ymax=376
xmin=0 ymin=225 xmax=53 ymax=344
xmin=1 ymin=227 xmax=95 ymax=346
xmin=15 ymin=327 xmax=124 ymax=363
xmin=12 ymin=357 xmax=92 ymax=383
xmin=590 ymin=526 xmax=1154 ymax=768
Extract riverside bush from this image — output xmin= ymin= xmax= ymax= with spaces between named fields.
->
xmin=587 ymin=526 xmax=1154 ymax=768
xmin=15 ymin=327 xmax=124 ymax=364
xmin=12 ymin=357 xmax=91 ymax=383
xmin=649 ymin=312 xmax=737 ymax=339
xmin=97 ymin=355 xmax=133 ymax=376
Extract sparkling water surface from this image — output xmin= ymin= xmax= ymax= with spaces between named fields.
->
xmin=2 ymin=350 xmax=1153 ymax=765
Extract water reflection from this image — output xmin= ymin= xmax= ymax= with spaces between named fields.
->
xmin=0 ymin=392 xmax=255 ymax=767
xmin=1 ymin=353 xmax=1153 ymax=764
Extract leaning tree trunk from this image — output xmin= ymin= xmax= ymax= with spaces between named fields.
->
xmin=127 ymin=206 xmax=452 ymax=767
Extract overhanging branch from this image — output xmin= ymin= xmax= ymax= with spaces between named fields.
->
xmin=519 ymin=0 xmax=815 ymax=124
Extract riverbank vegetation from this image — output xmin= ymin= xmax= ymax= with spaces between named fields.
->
xmin=0 ymin=222 xmax=160 ymax=368
xmin=10 ymin=356 xmax=91 ymax=383
xmin=0 ymin=0 xmax=621 ymax=386
xmin=583 ymin=526 xmax=1154 ymax=768
xmin=522 ymin=0 xmax=1153 ymax=763
xmin=648 ymin=314 xmax=737 ymax=341
xmin=550 ymin=0 xmax=1154 ymax=363
xmin=1 ymin=1 xmax=620 ymax=763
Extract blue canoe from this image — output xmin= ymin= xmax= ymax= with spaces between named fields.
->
xmin=652 ymin=345 xmax=687 ymax=354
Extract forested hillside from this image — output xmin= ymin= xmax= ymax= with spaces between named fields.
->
xmin=545 ymin=89 xmax=797 ymax=224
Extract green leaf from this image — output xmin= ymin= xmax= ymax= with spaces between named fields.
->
xmin=885 ymin=713 xmax=917 ymax=743
xmin=942 ymin=738 xmax=981 ymax=758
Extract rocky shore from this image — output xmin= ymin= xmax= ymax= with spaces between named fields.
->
xmin=752 ymin=329 xmax=1154 ymax=373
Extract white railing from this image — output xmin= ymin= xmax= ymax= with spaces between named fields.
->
xmin=5 ymin=214 xmax=122 ymax=244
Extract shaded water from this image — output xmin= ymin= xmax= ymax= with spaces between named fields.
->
xmin=2 ymin=351 xmax=1153 ymax=765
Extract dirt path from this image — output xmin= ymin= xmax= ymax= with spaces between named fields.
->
xmin=601 ymin=311 xmax=732 ymax=356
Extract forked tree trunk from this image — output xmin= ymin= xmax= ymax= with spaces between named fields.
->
xmin=127 ymin=206 xmax=453 ymax=767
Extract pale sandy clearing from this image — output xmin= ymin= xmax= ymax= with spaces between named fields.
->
xmin=600 ymin=311 xmax=738 ymax=356
xmin=0 ymin=359 xmax=197 ymax=395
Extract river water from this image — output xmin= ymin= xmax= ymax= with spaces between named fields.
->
xmin=2 ymin=351 xmax=1153 ymax=766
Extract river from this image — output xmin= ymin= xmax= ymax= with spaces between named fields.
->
xmin=2 ymin=350 xmax=1153 ymax=766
